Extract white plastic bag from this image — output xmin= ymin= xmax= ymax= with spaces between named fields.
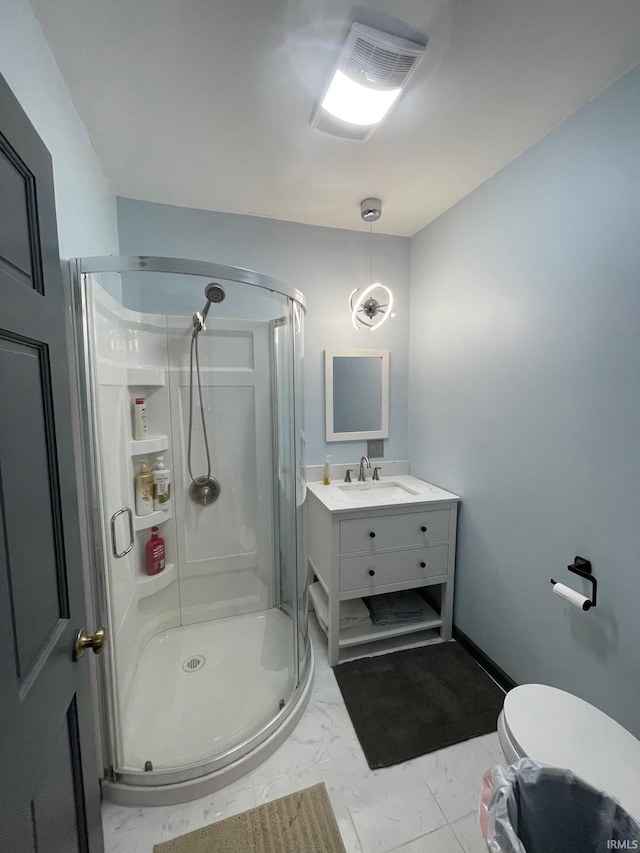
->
xmin=479 ymin=758 xmax=640 ymax=853
xmin=480 ymin=759 xmax=532 ymax=852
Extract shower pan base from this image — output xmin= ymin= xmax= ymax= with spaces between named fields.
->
xmin=102 ymin=611 xmax=314 ymax=806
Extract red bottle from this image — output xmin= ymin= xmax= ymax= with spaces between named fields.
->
xmin=145 ymin=526 xmax=165 ymax=575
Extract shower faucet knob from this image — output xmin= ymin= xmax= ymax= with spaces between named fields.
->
xmin=189 ymin=476 xmax=221 ymax=506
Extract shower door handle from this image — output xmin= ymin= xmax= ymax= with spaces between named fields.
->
xmin=111 ymin=507 xmax=134 ymax=558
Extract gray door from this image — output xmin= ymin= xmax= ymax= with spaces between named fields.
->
xmin=0 ymin=73 xmax=104 ymax=850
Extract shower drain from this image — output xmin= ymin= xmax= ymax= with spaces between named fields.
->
xmin=182 ymin=654 xmax=205 ymax=672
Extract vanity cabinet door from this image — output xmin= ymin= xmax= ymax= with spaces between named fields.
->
xmin=339 ymin=509 xmax=450 ymax=554
xmin=340 ymin=544 xmax=449 ymax=592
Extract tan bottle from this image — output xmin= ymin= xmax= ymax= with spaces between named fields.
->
xmin=135 ymin=459 xmax=154 ymax=516
xmin=323 ymin=455 xmax=331 ymax=485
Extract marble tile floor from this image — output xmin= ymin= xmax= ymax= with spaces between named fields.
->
xmin=102 ymin=617 xmax=504 ymax=853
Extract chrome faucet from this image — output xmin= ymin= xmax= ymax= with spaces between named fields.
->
xmin=358 ymin=455 xmax=371 ymax=482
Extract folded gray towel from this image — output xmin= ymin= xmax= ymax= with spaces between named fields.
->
xmin=365 ymin=590 xmax=428 ymax=626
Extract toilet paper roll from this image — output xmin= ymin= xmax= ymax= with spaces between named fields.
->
xmin=553 ymin=582 xmax=591 ymax=611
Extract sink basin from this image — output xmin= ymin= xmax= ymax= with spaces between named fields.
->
xmin=338 ymin=481 xmax=420 ymax=503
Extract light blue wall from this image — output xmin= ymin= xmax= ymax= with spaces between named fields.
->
xmin=117 ymin=198 xmax=411 ymax=465
xmin=409 ymin=63 xmax=640 ymax=734
xmin=0 ymin=0 xmax=118 ymax=259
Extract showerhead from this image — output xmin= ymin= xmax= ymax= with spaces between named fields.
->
xmin=194 ymin=282 xmax=226 ymax=331
xmin=204 ymin=283 xmax=226 ymax=304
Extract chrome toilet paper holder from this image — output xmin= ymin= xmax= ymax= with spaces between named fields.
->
xmin=550 ymin=556 xmax=597 ymax=609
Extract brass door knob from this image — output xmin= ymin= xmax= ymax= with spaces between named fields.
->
xmin=74 ymin=627 xmax=107 ymax=661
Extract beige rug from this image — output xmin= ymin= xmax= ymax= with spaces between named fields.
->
xmin=153 ymin=782 xmax=346 ymax=853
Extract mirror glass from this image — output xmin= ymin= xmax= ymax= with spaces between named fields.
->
xmin=325 ymin=349 xmax=389 ymax=441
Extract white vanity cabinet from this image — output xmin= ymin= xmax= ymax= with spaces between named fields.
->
xmin=305 ymin=476 xmax=460 ymax=666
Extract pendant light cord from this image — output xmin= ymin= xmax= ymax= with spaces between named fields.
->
xmin=370 ymin=220 xmax=373 ymax=285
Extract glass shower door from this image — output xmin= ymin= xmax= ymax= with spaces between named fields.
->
xmin=74 ymin=258 xmax=310 ymax=794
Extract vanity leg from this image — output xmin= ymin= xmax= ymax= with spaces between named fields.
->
xmin=327 ymin=598 xmax=340 ymax=667
xmin=440 ymin=580 xmax=454 ymax=641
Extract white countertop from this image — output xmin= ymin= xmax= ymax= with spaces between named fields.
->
xmin=306 ymin=474 xmax=460 ymax=513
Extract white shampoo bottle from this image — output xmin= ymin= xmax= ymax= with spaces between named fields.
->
xmin=133 ymin=397 xmax=148 ymax=440
xmin=152 ymin=455 xmax=171 ymax=511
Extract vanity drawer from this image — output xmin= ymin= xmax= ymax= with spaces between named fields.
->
xmin=339 ymin=509 xmax=450 ymax=555
xmin=340 ymin=544 xmax=449 ymax=592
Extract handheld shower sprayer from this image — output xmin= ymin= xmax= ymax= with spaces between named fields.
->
xmin=193 ymin=282 xmax=226 ymax=331
xmin=188 ymin=281 xmax=226 ymax=506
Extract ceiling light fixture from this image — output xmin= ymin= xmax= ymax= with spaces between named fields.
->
xmin=310 ymin=23 xmax=427 ymax=141
xmin=322 ymin=70 xmax=401 ymax=127
xmin=350 ymin=198 xmax=395 ymax=331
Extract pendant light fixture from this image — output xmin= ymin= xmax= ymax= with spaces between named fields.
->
xmin=350 ymin=198 xmax=394 ymax=331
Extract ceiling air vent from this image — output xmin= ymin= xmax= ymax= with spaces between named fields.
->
xmin=346 ymin=31 xmax=422 ymax=88
xmin=310 ymin=23 xmax=427 ymax=141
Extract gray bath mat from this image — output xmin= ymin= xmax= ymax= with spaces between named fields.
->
xmin=334 ymin=641 xmax=505 ymax=769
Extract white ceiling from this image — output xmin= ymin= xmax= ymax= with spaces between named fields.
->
xmin=31 ymin=0 xmax=640 ymax=236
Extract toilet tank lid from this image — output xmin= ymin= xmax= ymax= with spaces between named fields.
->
xmin=503 ymin=684 xmax=640 ymax=821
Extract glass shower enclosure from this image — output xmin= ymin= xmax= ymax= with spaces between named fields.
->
xmin=71 ymin=257 xmax=311 ymax=801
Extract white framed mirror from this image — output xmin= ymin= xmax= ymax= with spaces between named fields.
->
xmin=325 ymin=349 xmax=389 ymax=442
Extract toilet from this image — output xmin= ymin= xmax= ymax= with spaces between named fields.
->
xmin=497 ymin=684 xmax=640 ymax=822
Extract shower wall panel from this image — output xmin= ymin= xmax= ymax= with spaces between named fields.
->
xmin=90 ymin=279 xmax=180 ymax=722
xmin=167 ymin=319 xmax=275 ymax=624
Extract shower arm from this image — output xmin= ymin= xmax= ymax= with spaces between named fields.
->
xmin=192 ymin=302 xmax=211 ymax=333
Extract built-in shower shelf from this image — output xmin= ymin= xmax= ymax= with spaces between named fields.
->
xmin=127 ymin=367 xmax=166 ymax=387
xmin=137 ymin=563 xmax=176 ymax=599
xmin=97 ymin=361 xmax=126 ymax=386
xmin=133 ymin=508 xmax=173 ymax=531
xmin=129 ymin=435 xmax=168 ymax=456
